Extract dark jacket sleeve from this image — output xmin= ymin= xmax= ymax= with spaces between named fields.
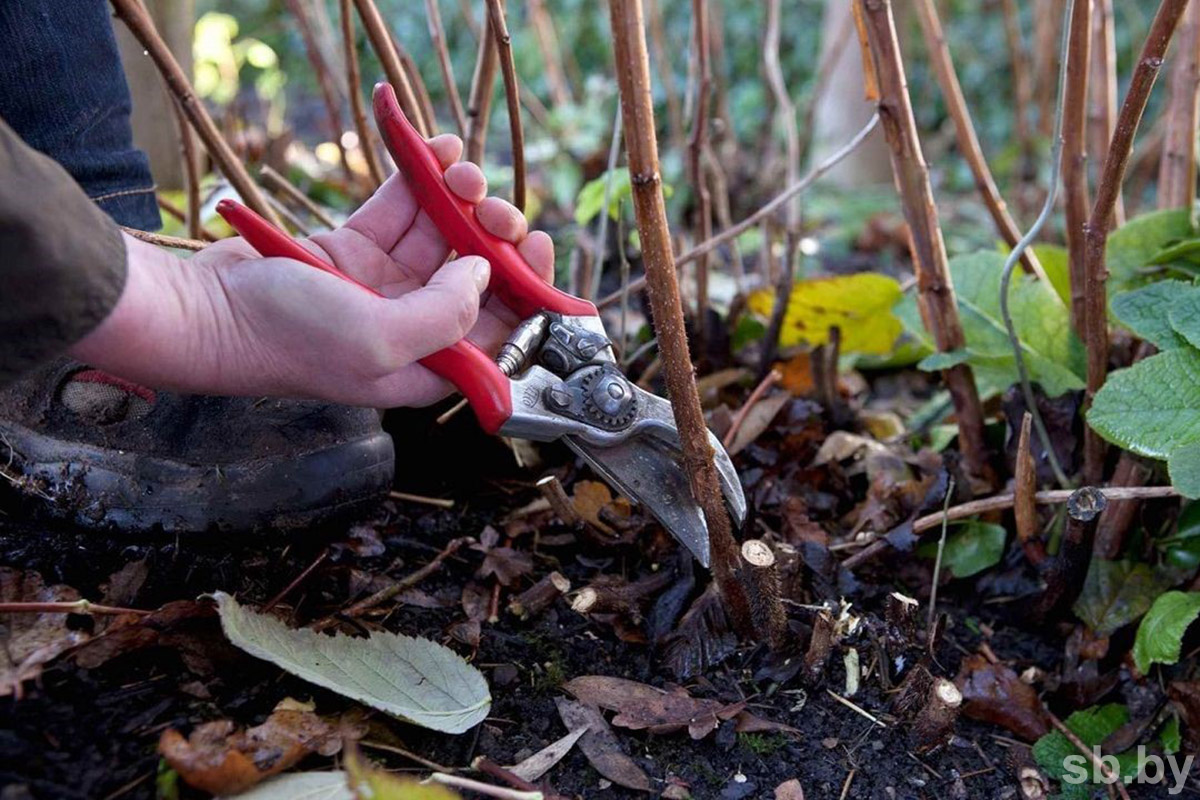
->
xmin=0 ymin=115 xmax=127 ymax=385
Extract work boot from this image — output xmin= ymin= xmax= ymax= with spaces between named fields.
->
xmin=0 ymin=359 xmax=394 ymax=532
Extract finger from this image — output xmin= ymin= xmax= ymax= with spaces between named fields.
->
xmin=428 ymin=134 xmax=463 ymax=169
xmin=475 ymin=196 xmax=528 ymax=243
xmin=517 ymin=231 xmax=555 ymax=283
xmin=340 ymin=171 xmax=422 ymax=253
xmin=375 ymin=256 xmax=491 ymax=366
xmin=444 ymin=162 xmax=487 ymax=204
xmin=365 ymin=363 xmax=455 ymax=408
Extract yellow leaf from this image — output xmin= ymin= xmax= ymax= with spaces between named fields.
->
xmin=748 ymin=273 xmax=903 ymax=355
xmin=345 ymin=746 xmax=460 ymax=800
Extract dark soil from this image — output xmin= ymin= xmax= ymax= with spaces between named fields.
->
xmin=0 ymin=406 xmax=1190 ymax=799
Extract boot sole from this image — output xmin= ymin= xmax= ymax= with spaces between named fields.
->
xmin=0 ymin=419 xmax=395 ymax=533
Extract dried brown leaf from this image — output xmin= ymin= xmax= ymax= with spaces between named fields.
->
xmin=554 ymin=697 xmax=651 ymax=792
xmin=100 ymin=559 xmax=149 ymax=608
xmin=774 ymin=778 xmax=806 ymax=800
xmin=564 ymin=676 xmax=744 ymax=740
xmin=0 ymin=568 xmax=89 ymax=698
xmin=956 ymin=654 xmax=1049 ymax=741
xmin=159 ymin=701 xmax=356 ymax=796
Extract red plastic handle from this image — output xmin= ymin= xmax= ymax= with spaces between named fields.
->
xmin=216 ymin=199 xmax=513 ymax=433
xmin=373 ymin=83 xmax=597 ymax=321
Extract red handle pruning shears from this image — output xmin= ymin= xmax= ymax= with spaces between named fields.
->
xmin=215 ymin=82 xmax=746 ymax=568
xmin=218 ymin=83 xmax=592 ymax=435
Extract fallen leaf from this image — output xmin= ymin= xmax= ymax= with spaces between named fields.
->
xmin=748 ymin=273 xmax=904 ymax=355
xmin=215 ymin=771 xmax=353 ymax=800
xmin=659 ymin=584 xmax=737 ymax=680
xmin=72 ymin=600 xmax=216 ymax=670
xmin=555 ymin=697 xmax=651 ymax=793
xmin=571 ymin=480 xmax=632 ymax=534
xmin=776 ymin=352 xmax=814 ymax=396
xmin=475 ymin=547 xmax=533 ymax=587
xmin=0 ymin=568 xmax=89 ymax=698
xmin=159 ymin=701 xmax=348 ymax=796
xmin=507 ymin=726 xmax=587 ymax=782
xmin=100 ymin=559 xmax=149 ymax=607
xmin=728 ymin=392 xmax=792 ymax=456
xmin=344 ymin=744 xmax=461 ymax=799
xmin=1168 ymin=681 xmax=1200 ymax=752
xmin=213 ymin=592 xmax=491 ymax=734
xmin=565 ymin=676 xmax=743 ymax=739
xmin=956 ymin=654 xmax=1049 ymax=741
xmin=774 ymin=778 xmax=806 ymax=800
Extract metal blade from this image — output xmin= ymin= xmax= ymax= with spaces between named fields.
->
xmin=563 ymin=429 xmax=747 ymax=568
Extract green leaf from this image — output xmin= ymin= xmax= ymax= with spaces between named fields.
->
xmin=344 ymin=747 xmax=461 ymax=800
xmin=918 ymin=521 xmax=1007 ymax=577
xmin=1107 ymin=208 xmax=1198 ymax=295
xmin=1073 ymin=560 xmax=1165 ymax=636
xmin=574 ymin=168 xmax=631 ymax=226
xmin=217 ymin=772 xmax=353 ymax=800
xmin=1169 ymin=439 xmax=1200 ymax=499
xmin=1162 ymin=715 xmax=1182 ymax=754
xmin=1088 ymin=349 xmax=1200 ymax=459
xmin=1033 ymin=244 xmax=1072 ymax=307
xmin=1111 ymin=281 xmax=1192 ymax=350
xmin=1033 ymin=704 xmax=1141 ymax=795
xmin=1133 ymin=591 xmax=1200 ymax=673
xmin=896 ymin=251 xmax=1083 ymax=397
xmin=212 ymin=592 xmax=491 ymax=734
xmin=1169 ymin=286 xmax=1200 ymax=349
xmin=1164 ymin=501 xmax=1200 ymax=569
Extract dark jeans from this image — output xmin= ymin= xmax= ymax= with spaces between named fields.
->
xmin=0 ymin=0 xmax=159 ymax=230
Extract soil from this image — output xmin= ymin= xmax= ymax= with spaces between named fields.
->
xmin=0 ymin=407 xmax=1189 ymax=799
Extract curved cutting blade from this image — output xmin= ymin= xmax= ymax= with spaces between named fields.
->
xmin=562 ymin=425 xmax=746 ymax=568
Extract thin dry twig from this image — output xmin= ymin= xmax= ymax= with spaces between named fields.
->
xmin=351 ymin=0 xmax=430 ymax=137
xmin=388 ymin=489 xmax=455 ymax=509
xmin=485 ymin=0 xmax=526 ymax=211
xmin=689 ymin=0 xmax=716 ymax=345
xmin=426 ymin=0 xmax=469 ymax=136
xmin=0 ymin=600 xmax=150 ymax=616
xmin=597 ymin=114 xmax=880 ymax=310
xmin=465 ymin=1 xmax=499 ymax=164
xmin=284 ymin=0 xmax=354 ymax=186
xmin=1159 ymin=0 xmax=1200 ymax=211
xmin=722 ymin=369 xmax=781 ymax=449
xmin=1083 ymin=0 xmax=1191 ymax=485
xmin=856 ymin=0 xmax=988 ymax=480
xmin=1046 ymin=708 xmax=1133 ymax=800
xmin=913 ymin=0 xmax=1046 ymax=281
xmin=1000 ymin=0 xmax=1034 ymax=164
xmin=339 ymin=0 xmax=387 ymax=188
xmin=1062 ymin=0 xmax=1092 ymax=338
xmin=109 ymin=0 xmax=282 ymax=227
xmin=607 ymin=0 xmax=757 ymax=639
xmin=260 ymin=165 xmax=338 ymax=229
xmin=312 ymin=536 xmax=472 ymax=630
xmin=262 ymin=548 xmax=329 ymax=612
xmin=169 ymin=98 xmax=204 ymax=240
xmin=121 ymin=228 xmax=207 ymax=251
xmin=1089 ymin=0 xmax=1124 ymax=227
xmin=842 ymin=485 xmax=1180 ymax=569
xmin=927 ymin=477 xmax=956 ymax=631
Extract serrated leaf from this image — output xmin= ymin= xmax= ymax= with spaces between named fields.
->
xmin=895 ymin=251 xmax=1083 ymax=397
xmin=344 ymin=747 xmax=461 ymax=800
xmin=1169 ymin=287 xmax=1200 ymax=349
xmin=1111 ymin=281 xmax=1192 ymax=350
xmin=1107 ymin=208 xmax=1198 ymax=295
xmin=747 ymin=273 xmax=903 ymax=355
xmin=917 ymin=521 xmax=1006 ymax=577
xmin=212 ymin=593 xmax=490 ymax=734
xmin=1162 ymin=715 xmax=1182 ymax=754
xmin=1033 ymin=704 xmax=1141 ymax=793
xmin=1133 ymin=591 xmax=1200 ymax=673
xmin=574 ymin=168 xmax=631 ymax=226
xmin=1088 ymin=349 xmax=1200 ymax=459
xmin=1073 ymin=560 xmax=1164 ymax=636
xmin=218 ymin=772 xmax=353 ymax=800
xmin=1169 ymin=439 xmax=1200 ymax=499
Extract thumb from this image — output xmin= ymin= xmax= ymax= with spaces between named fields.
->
xmin=377 ymin=256 xmax=490 ymax=365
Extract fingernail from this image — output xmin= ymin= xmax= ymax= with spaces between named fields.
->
xmin=472 ymin=258 xmax=491 ymax=291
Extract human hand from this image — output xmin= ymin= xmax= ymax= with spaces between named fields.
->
xmin=72 ymin=134 xmax=555 ymax=408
